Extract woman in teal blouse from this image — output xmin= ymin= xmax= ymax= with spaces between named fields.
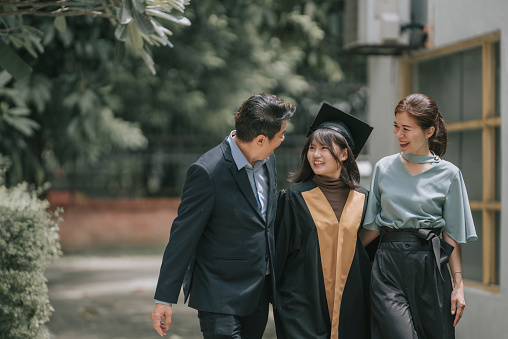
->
xmin=361 ymin=93 xmax=477 ymax=339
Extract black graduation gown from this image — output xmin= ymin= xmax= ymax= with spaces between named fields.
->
xmin=274 ymin=180 xmax=372 ymax=339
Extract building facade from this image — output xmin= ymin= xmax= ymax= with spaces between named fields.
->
xmin=356 ymin=0 xmax=506 ymax=337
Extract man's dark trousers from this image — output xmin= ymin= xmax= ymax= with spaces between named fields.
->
xmin=197 ymin=275 xmax=271 ymax=339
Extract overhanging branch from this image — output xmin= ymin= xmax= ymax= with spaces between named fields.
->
xmin=0 ymin=0 xmax=118 ymax=17
xmin=0 ymin=1 xmax=106 ymax=8
xmin=0 ymin=9 xmax=115 ymax=18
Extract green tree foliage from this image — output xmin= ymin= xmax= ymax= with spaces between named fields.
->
xmin=1 ymin=0 xmax=191 ymax=186
xmin=0 ymin=16 xmax=151 ymax=186
xmin=0 ymin=0 xmax=367 ymax=195
xmin=0 ymin=156 xmax=62 ymax=339
xmin=107 ymin=0 xmax=368 ymax=195
xmin=114 ymin=0 xmax=367 ymax=139
xmin=0 ymin=0 xmax=191 ymax=77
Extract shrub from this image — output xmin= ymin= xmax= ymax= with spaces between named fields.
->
xmin=0 ymin=156 xmax=62 ymax=339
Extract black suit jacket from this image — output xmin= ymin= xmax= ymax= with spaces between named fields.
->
xmin=154 ymin=138 xmax=277 ymax=316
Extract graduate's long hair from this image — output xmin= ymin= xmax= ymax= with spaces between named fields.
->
xmin=395 ymin=93 xmax=448 ymax=157
xmin=289 ymin=128 xmax=360 ymax=189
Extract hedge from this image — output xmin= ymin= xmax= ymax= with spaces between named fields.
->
xmin=0 ymin=158 xmax=62 ymax=339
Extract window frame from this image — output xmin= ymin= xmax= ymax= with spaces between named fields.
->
xmin=400 ymin=31 xmax=501 ymax=292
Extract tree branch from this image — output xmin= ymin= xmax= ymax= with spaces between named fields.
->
xmin=0 ymin=0 xmax=107 ymax=7
xmin=0 ymin=0 xmax=118 ymax=18
xmin=0 ymin=25 xmax=25 ymax=36
xmin=0 ymin=9 xmax=115 ymax=18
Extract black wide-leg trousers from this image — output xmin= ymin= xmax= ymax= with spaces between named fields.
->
xmin=370 ymin=237 xmax=455 ymax=339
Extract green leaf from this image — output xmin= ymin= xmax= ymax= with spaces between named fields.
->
xmin=0 ymin=71 xmax=13 ymax=87
xmin=42 ymin=24 xmax=56 ymax=45
xmin=145 ymin=9 xmax=191 ymax=26
xmin=2 ymin=114 xmax=39 ymax=137
xmin=115 ymin=40 xmax=126 ymax=62
xmin=118 ymin=0 xmax=133 ymax=24
xmin=132 ymin=0 xmax=145 ymax=13
xmin=0 ymin=101 xmax=9 ymax=114
xmin=62 ymin=92 xmax=80 ymax=109
xmin=78 ymin=89 xmax=100 ymax=114
xmin=165 ymin=0 xmax=186 ymax=12
xmin=33 ymin=40 xmax=44 ymax=54
xmin=115 ymin=24 xmax=128 ymax=42
xmin=58 ymin=29 xmax=73 ymax=48
xmin=67 ymin=117 xmax=79 ymax=136
xmin=83 ymin=114 xmax=96 ymax=139
xmin=0 ymin=40 xmax=32 ymax=81
xmin=7 ymin=107 xmax=31 ymax=116
xmin=100 ymin=108 xmax=148 ymax=149
xmin=132 ymin=9 xmax=155 ymax=35
xmin=147 ymin=34 xmax=171 ymax=47
xmin=22 ymin=26 xmax=44 ymax=36
xmin=152 ymin=20 xmax=173 ymax=37
xmin=54 ymin=16 xmax=67 ymax=33
xmin=8 ymin=35 xmax=25 ymax=49
xmin=127 ymin=21 xmax=144 ymax=50
xmin=14 ymin=74 xmax=53 ymax=113
xmin=21 ymin=37 xmax=38 ymax=58
xmin=139 ymin=48 xmax=156 ymax=75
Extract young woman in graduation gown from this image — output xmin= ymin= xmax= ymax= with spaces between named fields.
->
xmin=274 ymin=103 xmax=376 ymax=339
xmin=361 ymin=93 xmax=478 ymax=339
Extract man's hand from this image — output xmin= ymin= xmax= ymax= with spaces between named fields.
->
xmin=152 ymin=303 xmax=173 ymax=336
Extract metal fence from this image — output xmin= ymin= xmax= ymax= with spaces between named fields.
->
xmin=49 ymin=136 xmax=306 ymax=198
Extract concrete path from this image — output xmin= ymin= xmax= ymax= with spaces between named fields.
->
xmin=45 ymin=255 xmax=277 ymax=339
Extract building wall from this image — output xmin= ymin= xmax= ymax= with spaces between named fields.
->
xmin=432 ymin=0 xmax=507 ymax=48
xmin=432 ymin=1 xmax=508 ymax=337
xmin=47 ymin=191 xmax=178 ymax=253
xmin=366 ymin=1 xmax=507 ymax=337
xmin=366 ymin=57 xmax=401 ymax=164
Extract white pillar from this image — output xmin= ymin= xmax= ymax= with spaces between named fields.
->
xmin=366 ymin=55 xmax=401 ymax=166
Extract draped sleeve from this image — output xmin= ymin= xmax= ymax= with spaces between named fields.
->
xmin=274 ymin=189 xmax=302 ymax=288
xmin=362 ymin=161 xmax=381 ymax=231
xmin=442 ymin=170 xmax=478 ymax=244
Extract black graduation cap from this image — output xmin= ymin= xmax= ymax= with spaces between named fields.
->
xmin=306 ymin=103 xmax=373 ymax=158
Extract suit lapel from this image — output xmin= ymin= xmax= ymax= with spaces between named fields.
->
xmin=222 ymin=140 xmax=264 ymax=220
xmin=265 ymin=155 xmax=276 ymax=226
xmin=229 ymin=164 xmax=264 ymax=219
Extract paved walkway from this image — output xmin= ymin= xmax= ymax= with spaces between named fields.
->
xmin=46 ymin=255 xmax=277 ymax=339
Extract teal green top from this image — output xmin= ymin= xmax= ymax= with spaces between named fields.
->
xmin=363 ymin=153 xmax=478 ymax=244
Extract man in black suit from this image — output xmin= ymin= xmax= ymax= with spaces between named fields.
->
xmin=152 ymin=94 xmax=295 ymax=338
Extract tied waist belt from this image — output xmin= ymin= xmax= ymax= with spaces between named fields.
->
xmin=379 ymin=226 xmax=455 ymax=281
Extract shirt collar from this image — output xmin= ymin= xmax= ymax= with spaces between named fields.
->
xmin=228 ymin=131 xmax=268 ymax=170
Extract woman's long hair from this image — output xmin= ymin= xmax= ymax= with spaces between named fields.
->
xmin=289 ymin=128 xmax=360 ymax=189
xmin=395 ymin=93 xmax=448 ymax=157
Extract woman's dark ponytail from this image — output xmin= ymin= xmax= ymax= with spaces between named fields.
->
xmin=429 ymin=111 xmax=447 ymax=157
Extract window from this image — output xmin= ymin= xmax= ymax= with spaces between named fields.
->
xmin=401 ymin=32 xmax=501 ymax=291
